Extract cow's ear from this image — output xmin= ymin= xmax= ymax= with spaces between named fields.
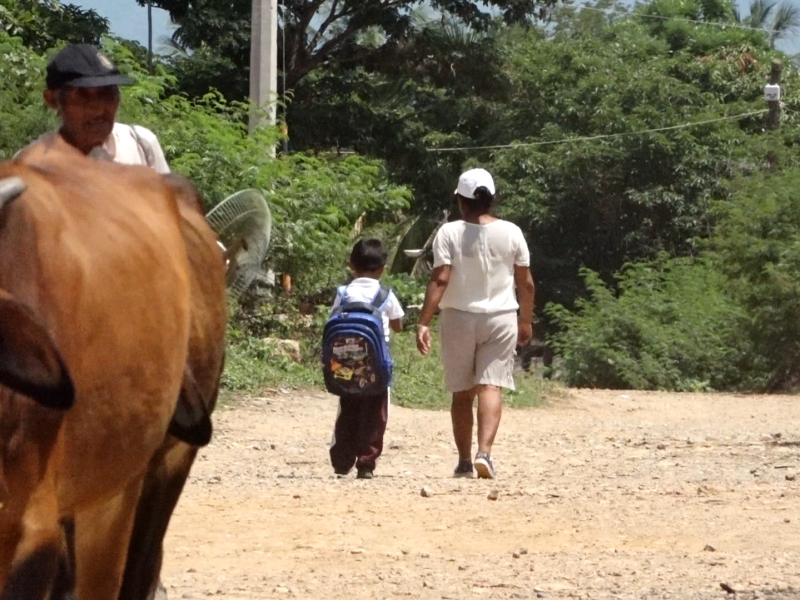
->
xmin=168 ymin=366 xmax=212 ymax=446
xmin=0 ymin=292 xmax=74 ymax=410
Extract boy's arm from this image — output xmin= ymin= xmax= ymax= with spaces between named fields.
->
xmin=385 ymin=291 xmax=404 ymax=334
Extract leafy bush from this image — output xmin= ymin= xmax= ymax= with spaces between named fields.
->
xmin=0 ymin=33 xmax=53 ymax=159
xmin=221 ymin=328 xmax=323 ymax=392
xmin=711 ymin=168 xmax=800 ymax=390
xmin=546 ymin=256 xmax=759 ymax=391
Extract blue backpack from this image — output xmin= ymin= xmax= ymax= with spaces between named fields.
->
xmin=322 ymin=285 xmax=393 ymax=397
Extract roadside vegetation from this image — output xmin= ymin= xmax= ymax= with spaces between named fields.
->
xmin=4 ymin=0 xmax=800 ymax=402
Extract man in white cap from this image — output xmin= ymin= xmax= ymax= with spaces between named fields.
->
xmin=416 ymin=168 xmax=535 ymax=479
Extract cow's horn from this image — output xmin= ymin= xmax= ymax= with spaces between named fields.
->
xmin=0 ymin=177 xmax=26 ymax=210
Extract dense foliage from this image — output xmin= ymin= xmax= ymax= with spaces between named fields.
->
xmin=5 ymin=0 xmax=800 ymax=395
xmin=546 ymin=257 xmax=761 ymax=391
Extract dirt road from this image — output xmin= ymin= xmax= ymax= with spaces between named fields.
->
xmin=161 ymin=389 xmax=800 ymax=599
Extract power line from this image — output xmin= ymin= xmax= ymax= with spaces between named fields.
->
xmin=427 ymin=110 xmax=768 ymax=153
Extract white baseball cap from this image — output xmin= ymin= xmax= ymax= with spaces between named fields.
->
xmin=455 ymin=168 xmax=496 ymax=199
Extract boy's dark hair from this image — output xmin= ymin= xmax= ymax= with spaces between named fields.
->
xmin=350 ymin=238 xmax=388 ymax=273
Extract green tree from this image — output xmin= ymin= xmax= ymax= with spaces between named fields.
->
xmin=0 ymin=0 xmax=110 ymax=52
xmin=481 ymin=0 xmax=800 ymax=309
xmin=711 ymin=168 xmax=800 ymax=391
xmin=139 ymin=0 xmax=553 ymax=100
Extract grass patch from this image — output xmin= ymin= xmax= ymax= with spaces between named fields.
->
xmin=390 ymin=323 xmax=550 ymax=410
xmin=221 ymin=320 xmax=553 ymax=410
xmin=221 ymin=335 xmax=322 ymax=393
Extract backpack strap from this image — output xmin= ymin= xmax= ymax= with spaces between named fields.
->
xmin=371 ymin=286 xmax=390 ymax=310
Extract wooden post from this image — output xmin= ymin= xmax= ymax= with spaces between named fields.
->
xmin=766 ymin=59 xmax=782 ymax=131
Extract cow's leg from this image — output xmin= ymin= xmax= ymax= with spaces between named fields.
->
xmin=73 ymin=477 xmax=144 ymax=600
xmin=118 ymin=443 xmax=198 ymax=600
xmin=1 ymin=477 xmax=62 ymax=600
xmin=48 ymin=519 xmax=76 ymax=600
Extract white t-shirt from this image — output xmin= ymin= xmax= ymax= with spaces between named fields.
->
xmin=24 ymin=123 xmax=170 ymax=174
xmin=90 ymin=123 xmax=170 ymax=174
xmin=331 ymin=277 xmax=405 ymax=342
xmin=432 ymin=219 xmax=530 ymax=314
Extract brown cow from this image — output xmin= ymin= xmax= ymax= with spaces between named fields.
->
xmin=115 ymin=174 xmax=228 ymax=600
xmin=0 ymin=153 xmax=196 ymax=600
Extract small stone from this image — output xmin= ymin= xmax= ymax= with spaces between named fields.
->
xmin=512 ymin=552 xmax=521 ymax=558
xmin=519 ymin=547 xmax=528 ymax=555
xmin=420 ymin=552 xmax=430 ymax=558
xmin=487 ymin=489 xmax=499 ymax=501
xmin=458 ymin=565 xmax=468 ymax=571
xmin=293 ymin=494 xmax=301 ymax=499
xmin=704 ymin=545 xmax=716 ymax=552
xmin=785 ymin=518 xmax=791 ymax=523
xmin=785 ymin=472 xmax=796 ymax=481
xmin=420 ymin=486 xmax=434 ymax=498
xmin=401 ymin=548 xmax=410 ymax=555
xmin=274 ymin=587 xmax=289 ymax=594
xmin=656 ymin=443 xmax=667 ymax=450
xmin=351 ymin=548 xmax=366 ymax=554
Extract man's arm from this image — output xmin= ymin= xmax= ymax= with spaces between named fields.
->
xmin=416 ymin=265 xmax=450 ymax=355
xmin=514 ymin=265 xmax=535 ymax=347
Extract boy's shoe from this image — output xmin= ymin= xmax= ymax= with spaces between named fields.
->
xmin=474 ymin=451 xmax=496 ymax=479
xmin=334 ymin=468 xmax=350 ymax=477
xmin=453 ymin=460 xmax=474 ymax=478
xmin=356 ymin=468 xmax=374 ymax=479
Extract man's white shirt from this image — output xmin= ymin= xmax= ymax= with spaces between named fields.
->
xmin=23 ymin=123 xmax=170 ymax=174
xmin=89 ymin=123 xmax=170 ymax=174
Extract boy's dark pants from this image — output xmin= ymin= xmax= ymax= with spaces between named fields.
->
xmin=330 ymin=390 xmax=389 ymax=473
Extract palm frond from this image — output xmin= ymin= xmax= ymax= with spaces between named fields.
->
xmin=770 ymin=0 xmax=800 ymax=45
xmin=747 ymin=0 xmax=777 ymax=27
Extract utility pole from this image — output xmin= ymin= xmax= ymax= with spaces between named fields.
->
xmin=147 ymin=1 xmax=153 ymax=75
xmin=249 ymin=0 xmax=278 ymax=135
xmin=766 ymin=58 xmax=782 ymax=131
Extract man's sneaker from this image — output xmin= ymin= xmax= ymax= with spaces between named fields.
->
xmin=474 ymin=451 xmax=496 ymax=479
xmin=334 ymin=468 xmax=350 ymax=477
xmin=453 ymin=460 xmax=474 ymax=478
xmin=356 ymin=468 xmax=374 ymax=479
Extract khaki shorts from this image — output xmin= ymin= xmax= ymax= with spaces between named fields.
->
xmin=438 ymin=308 xmax=517 ymax=392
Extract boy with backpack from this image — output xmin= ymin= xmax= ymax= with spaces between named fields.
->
xmin=323 ymin=239 xmax=404 ymax=479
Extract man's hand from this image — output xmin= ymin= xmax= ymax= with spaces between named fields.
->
xmin=417 ymin=325 xmax=432 ymax=355
xmin=517 ymin=320 xmax=533 ymax=347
